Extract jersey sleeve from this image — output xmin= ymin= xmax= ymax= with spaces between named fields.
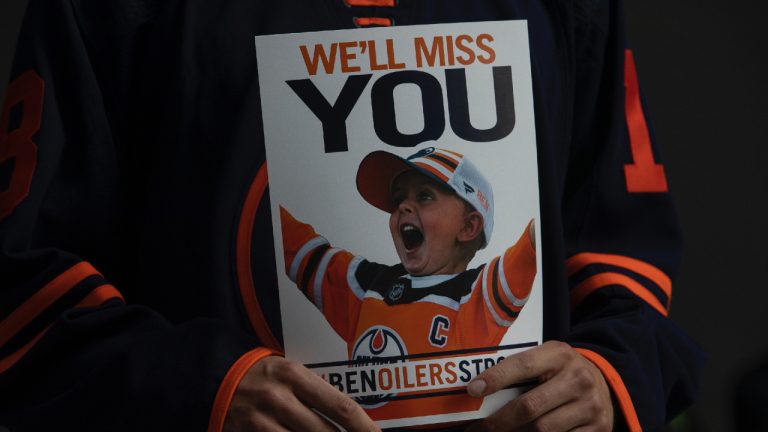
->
xmin=0 ymin=1 xmax=264 ymax=430
xmin=562 ymin=1 xmax=705 ymax=430
xmin=455 ymin=221 xmax=536 ymax=348
xmin=280 ymin=206 xmax=371 ymax=343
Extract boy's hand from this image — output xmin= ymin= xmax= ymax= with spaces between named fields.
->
xmin=467 ymin=341 xmax=614 ymax=431
xmin=224 ymin=356 xmax=380 ymax=432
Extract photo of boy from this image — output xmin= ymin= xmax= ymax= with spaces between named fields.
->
xmin=279 ymin=146 xmax=537 ymax=419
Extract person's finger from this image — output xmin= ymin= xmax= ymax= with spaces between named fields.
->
xmin=276 ymin=361 xmax=379 ymax=432
xmin=468 ymin=341 xmax=574 ymax=397
xmin=469 ymin=375 xmax=576 ymax=431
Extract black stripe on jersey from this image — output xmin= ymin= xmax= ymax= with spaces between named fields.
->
xmin=306 ymin=341 xmax=539 ymax=368
xmin=568 ymin=264 xmax=670 ymax=308
xmin=491 ymin=259 xmax=520 ymax=319
xmin=0 ymin=274 xmax=110 ymax=359
xmin=426 ymin=153 xmax=458 ymax=170
xmin=364 ymin=265 xmax=481 ymax=305
xmin=299 ymin=244 xmax=331 ymax=297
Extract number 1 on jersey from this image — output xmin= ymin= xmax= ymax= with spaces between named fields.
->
xmin=623 ymin=50 xmax=668 ymax=193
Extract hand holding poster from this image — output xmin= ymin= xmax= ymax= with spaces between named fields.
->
xmin=255 ymin=20 xmax=542 ymax=428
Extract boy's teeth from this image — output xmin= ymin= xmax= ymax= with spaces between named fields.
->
xmin=401 ymin=223 xmax=424 ymax=250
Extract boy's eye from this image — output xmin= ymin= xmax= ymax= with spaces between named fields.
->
xmin=418 ymin=191 xmax=434 ymax=201
xmin=391 ymin=193 xmax=405 ymax=206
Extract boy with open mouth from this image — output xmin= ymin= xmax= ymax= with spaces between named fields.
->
xmin=280 ymin=146 xmax=537 ymax=420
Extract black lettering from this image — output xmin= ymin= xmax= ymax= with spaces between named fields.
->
xmin=345 ymin=370 xmax=359 ymax=394
xmin=286 ymin=74 xmax=372 ymax=153
xmin=471 ymin=358 xmax=484 ymax=375
xmin=459 ymin=360 xmax=472 ymax=383
xmin=329 ymin=373 xmax=344 ymax=391
xmin=371 ymin=70 xmax=445 ymax=147
xmin=445 ymin=66 xmax=515 ymax=142
xmin=429 ymin=315 xmax=450 ymax=347
xmin=360 ymin=369 xmax=377 ymax=393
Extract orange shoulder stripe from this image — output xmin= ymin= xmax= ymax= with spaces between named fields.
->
xmin=0 ymin=283 xmax=123 ymax=374
xmin=574 ymin=348 xmax=642 ymax=432
xmin=0 ymin=261 xmax=100 ymax=348
xmin=207 ymin=347 xmax=282 ymax=432
xmin=571 ymin=273 xmax=667 ymax=316
xmin=236 ymin=163 xmax=281 ymax=350
xmin=353 ymin=17 xmax=392 ymax=27
xmin=345 ymin=0 xmax=395 ymax=6
xmin=566 ymin=252 xmax=671 ymax=308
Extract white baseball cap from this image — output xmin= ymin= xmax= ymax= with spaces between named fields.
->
xmin=356 ymin=146 xmax=494 ymax=248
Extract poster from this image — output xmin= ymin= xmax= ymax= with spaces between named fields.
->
xmin=255 ymin=20 xmax=542 ymax=428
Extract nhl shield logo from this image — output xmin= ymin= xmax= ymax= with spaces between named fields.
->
xmin=389 ymin=281 xmax=405 ymax=301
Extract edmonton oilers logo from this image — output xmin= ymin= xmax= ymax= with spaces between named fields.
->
xmin=351 ymin=326 xmax=407 ymax=408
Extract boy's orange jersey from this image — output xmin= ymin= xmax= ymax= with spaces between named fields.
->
xmin=280 ymin=207 xmax=537 ymax=420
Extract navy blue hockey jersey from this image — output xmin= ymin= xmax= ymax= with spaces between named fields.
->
xmin=0 ymin=0 xmax=703 ymax=431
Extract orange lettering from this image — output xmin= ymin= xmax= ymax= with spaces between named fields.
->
xmin=429 ymin=363 xmax=444 ymax=385
xmin=446 ymin=35 xmax=456 ymax=66
xmin=414 ymin=36 xmax=444 ymax=67
xmin=299 ymin=43 xmax=338 ymax=75
xmin=379 ymin=368 xmax=393 ymax=390
xmin=444 ymin=362 xmax=458 ymax=384
xmin=415 ymin=364 xmax=428 ymax=387
xmin=477 ymin=34 xmax=496 ymax=64
xmin=455 ymin=34 xmax=476 ymax=66
xmin=385 ymin=39 xmax=405 ymax=69
xmin=367 ymin=40 xmax=388 ymax=71
xmin=339 ymin=41 xmax=361 ymax=73
xmin=402 ymin=366 xmax=415 ymax=388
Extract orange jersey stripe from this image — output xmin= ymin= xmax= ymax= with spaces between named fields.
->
xmin=207 ymin=347 xmax=282 ymax=432
xmin=345 ymin=0 xmax=396 ymax=6
xmin=575 ymin=348 xmax=642 ymax=432
xmin=0 ymin=284 xmax=123 ymax=374
xmin=0 ymin=261 xmax=100 ymax=348
xmin=571 ymin=272 xmax=668 ymax=316
xmin=237 ymin=163 xmax=281 ymax=350
xmin=77 ymin=284 xmax=124 ymax=306
xmin=566 ymin=252 xmax=671 ymax=308
xmin=353 ymin=17 xmax=392 ymax=27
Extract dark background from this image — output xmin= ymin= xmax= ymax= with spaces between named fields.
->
xmin=2 ymin=1 xmax=767 ymax=431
